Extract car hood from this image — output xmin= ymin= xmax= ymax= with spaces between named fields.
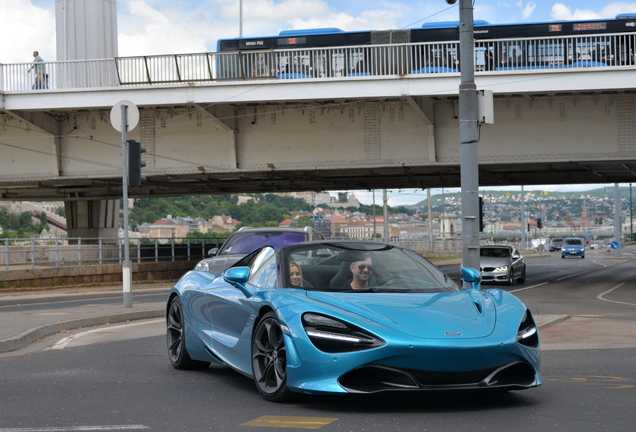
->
xmin=305 ymin=290 xmax=496 ymax=339
xmin=479 ymin=257 xmax=511 ymax=267
xmin=200 ymin=254 xmax=246 ymax=272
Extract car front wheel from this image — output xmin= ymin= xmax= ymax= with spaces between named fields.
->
xmin=506 ymin=271 xmax=514 ymax=285
xmin=167 ymin=296 xmax=210 ymax=370
xmin=252 ymin=311 xmax=292 ymax=402
xmin=518 ymin=267 xmax=526 ymax=284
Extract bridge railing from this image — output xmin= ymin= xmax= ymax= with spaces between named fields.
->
xmin=1 ymin=58 xmax=119 ymax=92
xmin=2 ymin=31 xmax=635 ymax=91
xmin=0 ymin=237 xmax=224 ymax=270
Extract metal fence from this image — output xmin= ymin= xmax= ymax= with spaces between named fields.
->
xmin=2 ymin=31 xmax=635 ymax=91
xmin=0 ymin=237 xmax=224 ymax=270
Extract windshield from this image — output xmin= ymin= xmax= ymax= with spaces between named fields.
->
xmin=564 ymin=238 xmax=583 ymax=245
xmin=220 ymin=231 xmax=306 ymax=255
xmin=480 ymin=248 xmax=510 ymax=258
xmin=282 ymin=242 xmax=459 ymax=293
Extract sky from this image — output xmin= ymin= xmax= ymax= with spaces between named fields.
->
xmin=2 ymin=0 xmax=636 ymax=206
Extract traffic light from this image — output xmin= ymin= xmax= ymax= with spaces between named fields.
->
xmin=478 ymin=196 xmax=485 ymax=232
xmin=536 ymin=217 xmax=543 ymax=229
xmin=127 ymin=140 xmax=147 ymax=187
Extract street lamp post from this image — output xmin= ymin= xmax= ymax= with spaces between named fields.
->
xmin=630 ymin=183 xmax=633 ymax=242
xmin=447 ymin=0 xmax=481 ymax=270
xmin=239 ymin=0 xmax=243 ymax=37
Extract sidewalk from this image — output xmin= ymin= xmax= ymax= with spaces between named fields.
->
xmin=0 ymin=282 xmax=172 ymax=353
xmin=0 ymin=281 xmax=570 ymax=354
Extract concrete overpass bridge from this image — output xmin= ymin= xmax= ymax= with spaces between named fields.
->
xmin=2 ymin=34 xmax=636 ymax=236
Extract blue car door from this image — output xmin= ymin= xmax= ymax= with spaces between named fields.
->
xmin=204 ymin=247 xmax=279 ymax=374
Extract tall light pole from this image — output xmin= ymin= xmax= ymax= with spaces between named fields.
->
xmin=630 ymin=183 xmax=633 ymax=242
xmin=447 ymin=0 xmax=481 ymax=270
xmin=239 ymin=0 xmax=243 ymax=37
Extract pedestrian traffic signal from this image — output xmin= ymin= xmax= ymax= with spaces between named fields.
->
xmin=536 ymin=217 xmax=543 ymax=229
xmin=127 ymin=140 xmax=146 ymax=187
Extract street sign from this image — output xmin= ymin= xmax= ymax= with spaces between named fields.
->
xmin=110 ymin=100 xmax=139 ymax=132
xmin=610 ymin=241 xmax=619 ymax=249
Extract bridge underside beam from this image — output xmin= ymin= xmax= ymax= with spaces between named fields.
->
xmin=1 ymin=92 xmax=636 ymax=201
xmin=1 ymin=160 xmax=635 ymax=200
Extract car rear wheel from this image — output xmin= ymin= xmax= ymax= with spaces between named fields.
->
xmin=167 ymin=296 xmax=210 ymax=370
xmin=252 ymin=311 xmax=292 ymax=402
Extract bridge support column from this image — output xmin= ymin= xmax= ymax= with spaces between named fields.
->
xmin=64 ymin=200 xmax=120 ymax=242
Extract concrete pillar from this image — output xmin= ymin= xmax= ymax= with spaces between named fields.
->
xmin=55 ymin=0 xmax=119 ymax=61
xmin=65 ymin=199 xmax=120 ymax=242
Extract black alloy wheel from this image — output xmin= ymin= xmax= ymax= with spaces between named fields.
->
xmin=251 ymin=311 xmax=292 ymax=402
xmin=166 ymin=296 xmax=210 ymax=370
xmin=507 ymin=270 xmax=514 ymax=285
xmin=518 ymin=266 xmax=526 ymax=283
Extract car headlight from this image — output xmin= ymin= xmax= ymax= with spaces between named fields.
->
xmin=195 ymin=261 xmax=210 ymax=271
xmin=516 ymin=310 xmax=539 ymax=348
xmin=302 ymin=313 xmax=385 ymax=353
xmin=494 ymin=266 xmax=509 ymax=272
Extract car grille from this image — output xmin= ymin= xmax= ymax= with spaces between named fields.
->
xmin=338 ymin=361 xmax=537 ymax=393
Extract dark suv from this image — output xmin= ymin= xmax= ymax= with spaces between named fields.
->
xmin=194 ymin=226 xmax=325 ymax=273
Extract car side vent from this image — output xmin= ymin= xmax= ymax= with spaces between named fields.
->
xmin=473 ymin=300 xmax=483 ymax=314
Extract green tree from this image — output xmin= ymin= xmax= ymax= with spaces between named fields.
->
xmin=291 ymin=216 xmax=314 ymax=228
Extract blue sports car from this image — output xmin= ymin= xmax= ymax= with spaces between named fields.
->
xmin=166 ymin=240 xmax=541 ymax=402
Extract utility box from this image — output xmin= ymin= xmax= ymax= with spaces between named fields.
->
xmin=477 ymin=89 xmax=494 ymax=124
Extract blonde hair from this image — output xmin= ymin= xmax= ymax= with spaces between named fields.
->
xmin=289 ymin=261 xmax=303 ymax=287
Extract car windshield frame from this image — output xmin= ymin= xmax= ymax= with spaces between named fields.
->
xmin=279 ymin=241 xmax=459 ymax=293
xmin=564 ymin=238 xmax=583 ymax=245
xmin=219 ymin=231 xmax=307 ymax=255
xmin=480 ymin=247 xmax=511 ymax=258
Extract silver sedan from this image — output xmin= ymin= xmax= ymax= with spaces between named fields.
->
xmin=478 ymin=245 xmax=526 ymax=285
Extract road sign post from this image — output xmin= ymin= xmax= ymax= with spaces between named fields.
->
xmin=110 ymin=101 xmax=139 ymax=308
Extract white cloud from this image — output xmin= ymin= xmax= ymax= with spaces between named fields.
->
xmin=521 ymin=2 xmax=536 ymax=18
xmin=551 ymin=2 xmax=636 ymax=21
xmin=118 ymin=0 xmax=212 ymax=56
xmin=0 ymin=0 xmax=55 ymax=63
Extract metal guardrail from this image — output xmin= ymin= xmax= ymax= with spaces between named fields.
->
xmin=2 ymin=32 xmax=635 ymax=92
xmin=0 ymin=237 xmax=223 ymax=270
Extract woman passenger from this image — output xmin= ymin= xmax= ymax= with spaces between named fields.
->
xmin=289 ymin=261 xmax=303 ymax=287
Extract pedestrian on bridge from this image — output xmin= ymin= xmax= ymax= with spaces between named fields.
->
xmin=27 ymin=51 xmax=47 ymax=89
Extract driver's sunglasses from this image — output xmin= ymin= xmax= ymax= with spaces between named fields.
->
xmin=357 ymin=264 xmax=374 ymax=271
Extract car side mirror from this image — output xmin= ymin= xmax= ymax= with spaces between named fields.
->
xmin=207 ymin=247 xmax=219 ymax=256
xmin=461 ymin=267 xmax=482 ymax=290
xmin=223 ymin=266 xmax=253 ymax=297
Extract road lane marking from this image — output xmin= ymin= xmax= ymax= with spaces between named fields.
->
xmin=0 ymin=426 xmax=149 ymax=431
xmin=51 ymin=319 xmax=163 ymax=350
xmin=555 ymin=271 xmax=591 ymax=281
xmin=241 ymin=416 xmax=338 ymax=429
xmin=509 ymin=282 xmax=548 ymax=293
xmin=597 ymin=283 xmax=636 ymax=306
xmin=544 ymin=375 xmax=633 ymax=389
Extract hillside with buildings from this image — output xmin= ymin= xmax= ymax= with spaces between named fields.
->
xmin=1 ymin=187 xmax=634 ymax=242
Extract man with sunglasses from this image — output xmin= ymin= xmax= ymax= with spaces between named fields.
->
xmin=348 ymin=257 xmax=374 ymax=290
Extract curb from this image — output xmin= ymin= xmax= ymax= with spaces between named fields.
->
xmin=536 ymin=314 xmax=571 ymax=329
xmin=0 ymin=288 xmax=170 ymax=307
xmin=0 ymin=309 xmax=164 ymax=354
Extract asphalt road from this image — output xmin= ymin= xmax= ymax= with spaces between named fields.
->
xmin=0 ymin=247 xmax=634 ymax=431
